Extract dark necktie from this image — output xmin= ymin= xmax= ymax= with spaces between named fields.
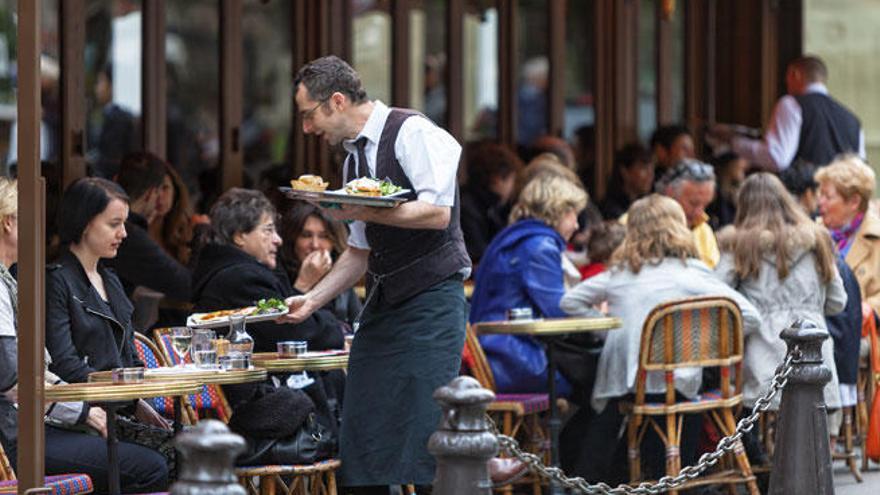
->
xmin=354 ymin=136 xmax=369 ymax=179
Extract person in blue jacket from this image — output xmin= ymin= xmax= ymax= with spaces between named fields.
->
xmin=470 ymin=172 xmax=587 ymax=396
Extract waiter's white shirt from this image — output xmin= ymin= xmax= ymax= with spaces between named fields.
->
xmin=732 ymin=82 xmax=865 ymax=171
xmin=343 ymin=101 xmax=462 ymax=250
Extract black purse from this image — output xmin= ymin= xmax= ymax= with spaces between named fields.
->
xmin=237 ymin=412 xmax=336 ymax=466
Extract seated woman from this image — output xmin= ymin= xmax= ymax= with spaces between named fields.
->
xmin=559 ymin=194 xmax=760 ymax=484
xmin=0 ymin=178 xmax=167 ymax=494
xmin=279 ymin=201 xmax=362 ymax=328
xmin=469 ymin=173 xmax=587 ymax=396
xmin=191 ymin=188 xmax=344 ymax=465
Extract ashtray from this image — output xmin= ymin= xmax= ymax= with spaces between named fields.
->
xmin=277 ymin=341 xmax=307 ymax=358
xmin=111 ymin=367 xmax=145 ymax=384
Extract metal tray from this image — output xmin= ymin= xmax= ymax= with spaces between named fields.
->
xmin=186 ymin=307 xmax=289 ymax=329
xmin=279 ymin=187 xmax=410 ymax=208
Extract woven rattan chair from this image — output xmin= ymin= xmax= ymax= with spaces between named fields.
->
xmin=0 ymin=436 xmax=94 ymax=494
xmin=623 ymin=296 xmax=758 ymax=495
xmin=464 ymin=324 xmax=546 ymax=495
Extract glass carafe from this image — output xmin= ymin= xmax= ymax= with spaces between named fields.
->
xmin=227 ymin=314 xmax=254 ymax=361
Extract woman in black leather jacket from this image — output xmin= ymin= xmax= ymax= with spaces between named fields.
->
xmin=44 ymin=178 xmax=175 ymax=470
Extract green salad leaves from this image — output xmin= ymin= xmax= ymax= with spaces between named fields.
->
xmin=253 ymin=298 xmax=287 ymax=314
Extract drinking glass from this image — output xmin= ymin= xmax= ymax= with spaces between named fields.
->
xmin=170 ymin=327 xmax=193 ymax=367
xmin=192 ymin=329 xmax=217 ymax=369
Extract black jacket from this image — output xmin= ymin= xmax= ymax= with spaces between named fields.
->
xmin=104 ymin=212 xmax=191 ymax=301
xmin=460 ymin=184 xmax=508 ymax=264
xmin=45 ymin=250 xmax=143 ymax=384
xmin=191 ymin=243 xmax=343 ymax=354
xmin=826 ymin=258 xmax=863 ymax=385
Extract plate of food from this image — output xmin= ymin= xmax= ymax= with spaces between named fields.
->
xmin=280 ymin=175 xmax=410 ymax=208
xmin=187 ymin=298 xmax=289 ymax=329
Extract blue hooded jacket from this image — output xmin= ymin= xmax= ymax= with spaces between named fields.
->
xmin=469 ymin=219 xmax=572 ymax=396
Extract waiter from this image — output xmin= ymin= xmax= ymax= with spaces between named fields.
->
xmin=282 ymin=56 xmax=470 ymax=495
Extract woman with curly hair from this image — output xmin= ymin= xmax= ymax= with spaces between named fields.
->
xmin=148 ymin=161 xmax=194 ymax=265
xmin=559 ymin=194 xmax=760 ymax=483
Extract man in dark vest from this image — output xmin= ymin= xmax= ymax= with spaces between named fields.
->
xmin=710 ymin=55 xmax=864 ymax=171
xmin=283 ymin=55 xmax=470 ymax=494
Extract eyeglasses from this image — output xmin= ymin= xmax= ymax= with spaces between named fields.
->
xmin=301 ymin=97 xmax=330 ymax=122
xmin=259 ymin=223 xmax=277 ymax=236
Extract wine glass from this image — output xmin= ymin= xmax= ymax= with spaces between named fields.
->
xmin=171 ymin=327 xmax=193 ymax=367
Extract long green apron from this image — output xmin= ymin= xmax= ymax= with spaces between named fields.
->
xmin=338 ymin=277 xmax=466 ymax=486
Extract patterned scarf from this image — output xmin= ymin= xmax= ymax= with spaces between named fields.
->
xmin=830 ymin=212 xmax=864 ymax=255
xmin=0 ymin=264 xmax=15 ymax=328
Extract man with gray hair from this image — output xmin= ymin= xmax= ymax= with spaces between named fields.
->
xmin=658 ymin=158 xmax=719 ymax=268
xmin=284 ymin=55 xmax=470 ymax=494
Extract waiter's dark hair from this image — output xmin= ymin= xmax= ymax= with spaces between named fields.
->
xmin=294 ymin=55 xmax=368 ymax=104
xmin=789 ymin=55 xmax=828 ymax=83
xmin=58 ymin=177 xmax=129 ymax=246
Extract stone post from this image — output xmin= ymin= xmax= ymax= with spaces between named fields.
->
xmin=428 ymin=376 xmax=499 ymax=495
xmin=769 ymin=318 xmax=835 ymax=495
xmin=171 ymin=419 xmax=247 ymax=495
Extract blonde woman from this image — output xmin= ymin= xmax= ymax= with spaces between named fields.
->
xmin=469 ymin=173 xmax=586 ymax=396
xmin=815 ymin=155 xmax=880 ymax=314
xmin=559 ymin=194 xmax=759 ymax=483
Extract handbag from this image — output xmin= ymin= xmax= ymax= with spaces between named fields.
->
xmin=237 ymin=412 xmax=336 ymax=466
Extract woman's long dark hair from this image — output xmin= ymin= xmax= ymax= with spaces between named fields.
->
xmin=278 ymin=201 xmax=347 ymax=281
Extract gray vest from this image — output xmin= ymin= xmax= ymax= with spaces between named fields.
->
xmin=349 ymin=108 xmax=471 ymax=306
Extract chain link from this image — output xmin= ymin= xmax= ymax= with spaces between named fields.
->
xmin=491 ymin=346 xmax=802 ymax=494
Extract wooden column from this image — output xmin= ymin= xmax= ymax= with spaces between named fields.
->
xmin=613 ymin=0 xmax=638 ymax=147
xmin=685 ymin=0 xmax=713 ymax=153
xmin=497 ymin=0 xmax=517 ymax=146
xmin=446 ymin=0 xmax=464 ymax=142
xmin=548 ymin=0 xmax=565 ymax=137
xmin=142 ymin=0 xmax=167 ymax=159
xmin=16 ymin=0 xmax=46 ymax=491
xmin=656 ymin=0 xmax=673 ymax=125
xmin=220 ymin=0 xmax=243 ymax=191
xmin=593 ymin=0 xmax=614 ymax=201
xmin=391 ymin=0 xmax=411 ymax=107
xmin=60 ymin=0 xmax=86 ymax=188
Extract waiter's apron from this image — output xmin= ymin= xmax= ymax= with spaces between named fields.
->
xmin=338 ymin=277 xmax=466 ymax=486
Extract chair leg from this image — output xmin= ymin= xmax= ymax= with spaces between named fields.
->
xmin=665 ymin=414 xmax=680 ymax=495
xmin=843 ymin=407 xmax=863 ymax=482
xmin=327 ymin=470 xmax=337 ymax=495
xmin=721 ymin=409 xmax=759 ymax=495
xmin=627 ymin=414 xmax=641 ymax=483
xmin=260 ymin=474 xmax=277 ymax=495
xmin=500 ymin=412 xmax=514 ymax=495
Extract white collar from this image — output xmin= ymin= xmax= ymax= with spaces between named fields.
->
xmin=804 ymin=82 xmax=828 ymax=95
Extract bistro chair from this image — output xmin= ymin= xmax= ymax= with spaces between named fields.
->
xmin=132 ymin=331 xmax=199 ymax=425
xmin=622 ymin=296 xmax=758 ymax=495
xmin=151 ymin=328 xmax=231 ymax=422
xmin=0 ymin=441 xmax=94 ymax=494
xmin=464 ymin=324 xmax=546 ymax=495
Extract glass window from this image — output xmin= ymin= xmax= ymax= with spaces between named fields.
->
xmin=637 ymin=0 xmax=656 ymax=143
xmin=242 ymin=0 xmax=292 ymax=193
xmin=804 ymin=0 xmax=880 ymax=188
xmin=566 ymin=0 xmax=595 ymax=189
xmin=409 ymin=0 xmax=446 ymax=126
xmin=351 ymin=1 xmax=391 ymax=104
xmin=463 ymin=1 xmax=497 ymax=143
xmin=85 ymin=0 xmax=143 ymax=179
xmin=516 ymin=0 xmax=548 ymax=147
xmin=166 ymin=0 xmax=219 ymax=213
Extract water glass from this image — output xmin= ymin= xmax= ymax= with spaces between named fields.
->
xmin=192 ymin=329 xmax=217 ymax=368
xmin=170 ymin=327 xmax=192 ymax=367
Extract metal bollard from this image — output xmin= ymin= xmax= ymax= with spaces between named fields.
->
xmin=769 ymin=318 xmax=835 ymax=495
xmin=428 ymin=376 xmax=499 ymax=495
xmin=170 ymin=419 xmax=247 ymax=495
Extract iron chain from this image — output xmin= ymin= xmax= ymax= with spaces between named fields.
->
xmin=491 ymin=346 xmax=802 ymax=494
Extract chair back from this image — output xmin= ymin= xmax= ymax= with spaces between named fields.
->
xmin=636 ymin=296 xmax=744 ymax=405
xmin=152 ymin=328 xmax=231 ymax=422
xmin=0 ymin=439 xmax=14 ymax=481
xmin=464 ymin=324 xmax=496 ymax=391
xmin=134 ymin=331 xmax=178 ymax=419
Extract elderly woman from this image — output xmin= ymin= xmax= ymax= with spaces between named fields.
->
xmin=469 ymin=173 xmax=587 ymax=396
xmin=559 ymin=194 xmax=760 ymax=483
xmin=278 ymin=201 xmax=362 ymax=327
xmin=3 ymin=178 xmax=166 ymax=493
xmin=191 ymin=188 xmax=344 ymax=465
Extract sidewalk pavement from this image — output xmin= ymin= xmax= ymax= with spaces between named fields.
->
xmin=834 ymin=458 xmax=880 ymax=495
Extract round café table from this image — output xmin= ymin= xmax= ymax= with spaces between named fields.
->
xmin=45 ymin=380 xmax=202 ymax=495
xmin=251 ymin=352 xmax=349 ymax=372
xmin=474 ymin=316 xmax=622 ymax=495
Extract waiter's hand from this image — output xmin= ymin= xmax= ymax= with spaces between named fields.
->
xmin=707 ymin=123 xmax=734 ymax=143
xmin=279 ymin=295 xmax=319 ymax=324
xmin=327 ymin=204 xmax=376 ymax=223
